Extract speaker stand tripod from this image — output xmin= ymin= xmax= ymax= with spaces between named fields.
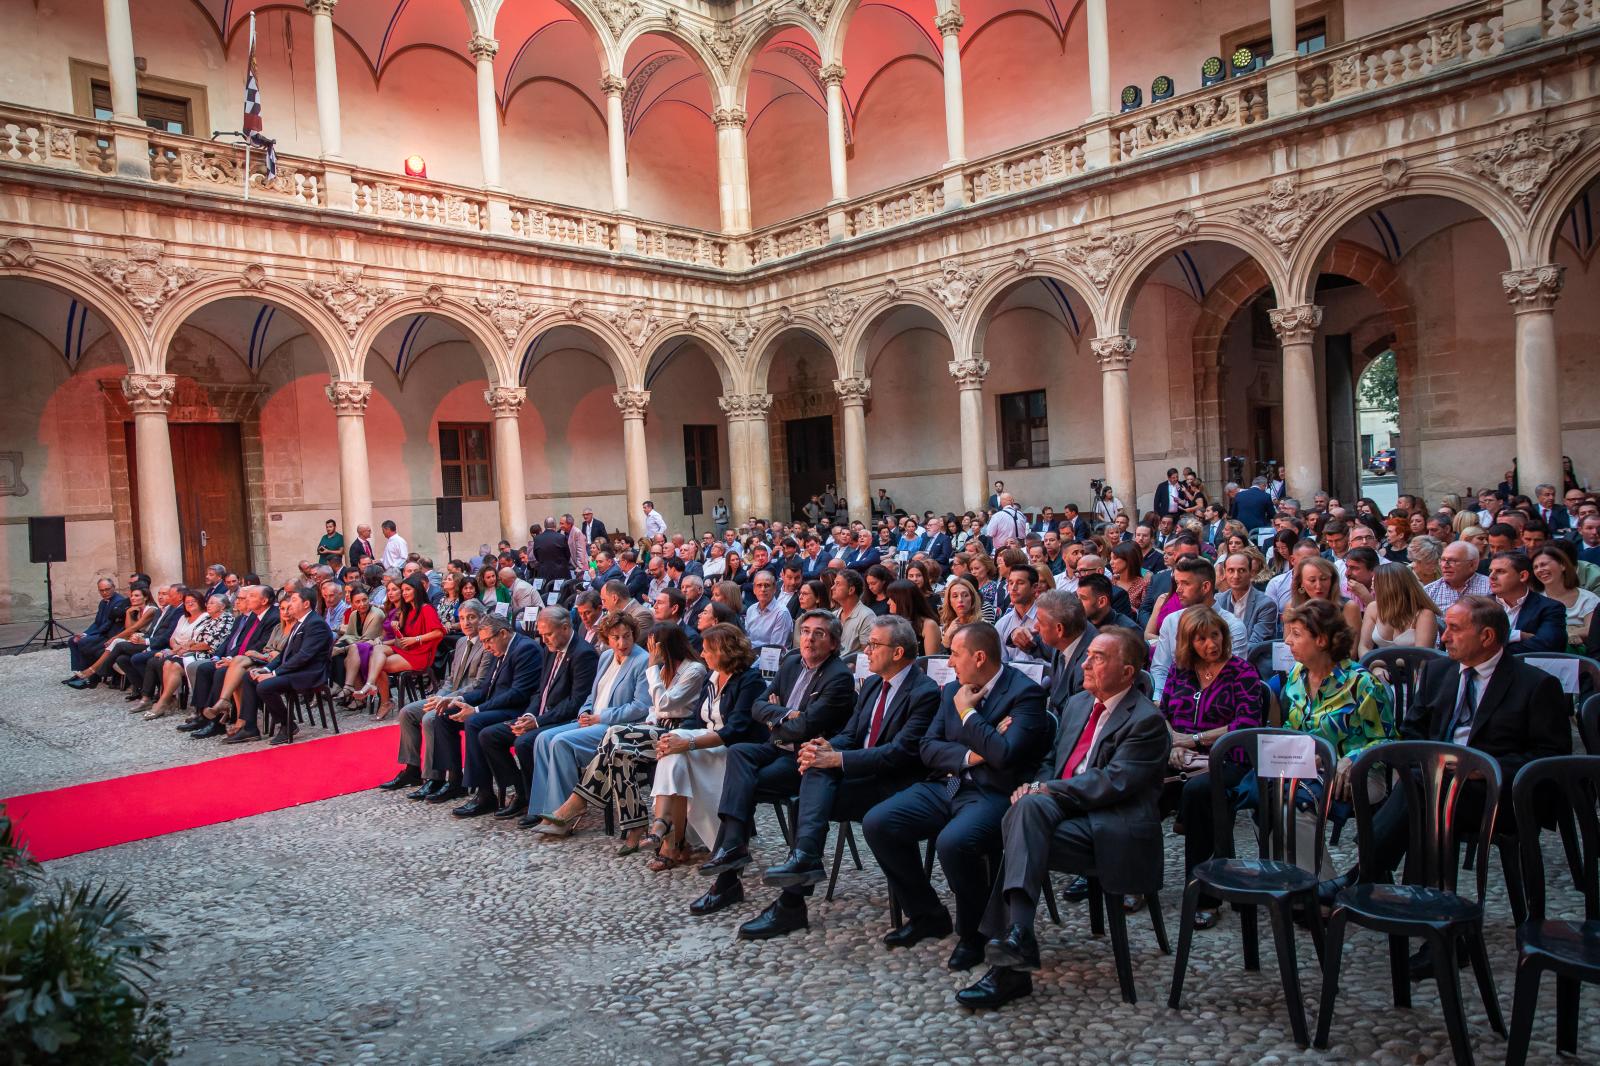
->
xmin=14 ymin=560 xmax=74 ymax=655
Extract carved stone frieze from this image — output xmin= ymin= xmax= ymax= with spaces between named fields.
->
xmin=613 ymin=389 xmax=652 ymax=418
xmin=1062 ymin=226 xmax=1136 ymax=292
xmin=701 ymin=25 xmax=743 ymax=71
xmin=947 ymin=358 xmax=990 ymax=389
xmin=596 ymin=0 xmax=642 ymax=38
xmin=1236 ymin=178 xmax=1336 ymax=249
xmin=306 ymin=266 xmax=397 ymax=336
xmin=1090 ymin=335 xmax=1137 ymax=371
xmin=325 ymin=379 xmax=373 ymax=415
xmin=719 ymin=310 xmax=757 ymax=355
xmin=473 ymin=286 xmax=538 ymax=346
xmin=608 ymin=299 xmax=661 ymax=351
xmin=718 ymin=392 xmax=773 ymax=420
xmin=832 ymin=377 xmax=872 ymax=405
xmin=816 ymin=288 xmax=860 ymax=340
xmin=484 ymin=385 xmax=527 ymax=416
xmin=623 ymin=54 xmax=678 ymax=128
xmin=927 ymin=259 xmax=984 ymax=318
xmin=89 ymin=240 xmax=202 ymax=326
xmin=1501 ymin=265 xmax=1564 ymax=312
xmin=1268 ymin=304 xmax=1324 ymax=345
xmin=122 ymin=373 xmax=177 ymax=415
xmin=1450 ymin=120 xmax=1582 ymax=210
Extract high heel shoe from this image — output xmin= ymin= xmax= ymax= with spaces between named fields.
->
xmin=370 ymin=700 xmax=396 ymax=721
xmin=640 ymin=816 xmax=672 ymax=853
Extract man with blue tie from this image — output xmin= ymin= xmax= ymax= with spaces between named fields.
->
xmin=432 ymin=612 xmax=541 ymax=812
xmin=923 ymin=516 xmax=953 ymax=569
xmin=235 ymin=583 xmax=335 ymax=745
xmin=862 ymin=622 xmax=1054 ymax=972
xmin=64 ymin=578 xmax=128 ymax=678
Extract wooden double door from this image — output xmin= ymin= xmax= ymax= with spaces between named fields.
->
xmin=126 ymin=422 xmax=250 ymax=585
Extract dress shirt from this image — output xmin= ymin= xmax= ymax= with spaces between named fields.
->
xmin=984 ymin=507 xmax=1028 ymax=551
xmin=1497 ymin=592 xmax=1527 ymax=637
xmin=995 ymin=601 xmax=1043 ymax=662
xmin=643 ymin=510 xmax=667 ymax=540
xmin=745 ymin=600 xmax=796 ymax=646
xmin=1424 ymin=573 xmax=1492 ymax=612
xmin=381 ymin=534 xmax=409 ymax=569
xmin=1071 ymin=686 xmax=1131 ymax=776
xmin=1451 ymin=650 xmax=1502 ymax=745
xmin=593 ymin=655 xmax=625 ymax=714
xmin=1265 ymin=569 xmax=1296 ymax=611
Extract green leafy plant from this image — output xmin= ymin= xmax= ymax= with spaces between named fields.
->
xmin=0 ymin=813 xmax=171 ymax=1065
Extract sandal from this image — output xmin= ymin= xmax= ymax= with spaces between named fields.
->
xmin=640 ymin=817 xmax=672 ymax=852
xmin=371 ymin=700 xmax=396 ymax=722
xmin=646 ymin=852 xmax=681 ymax=872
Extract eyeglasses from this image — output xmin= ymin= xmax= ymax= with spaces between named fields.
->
xmin=862 ymin=640 xmax=894 ymax=651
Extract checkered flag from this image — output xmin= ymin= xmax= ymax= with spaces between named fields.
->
xmin=241 ymin=13 xmax=275 ymax=180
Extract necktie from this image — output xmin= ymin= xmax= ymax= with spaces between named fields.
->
xmin=539 ymin=650 xmax=565 ymax=714
xmin=865 ymin=679 xmax=891 ymax=748
xmin=1448 ymin=667 xmax=1477 ymax=739
xmin=1060 ymin=701 xmax=1108 ymax=779
xmin=234 ymin=613 xmax=260 ymax=655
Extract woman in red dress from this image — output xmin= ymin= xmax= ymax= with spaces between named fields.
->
xmin=369 ymin=575 xmax=444 ymax=720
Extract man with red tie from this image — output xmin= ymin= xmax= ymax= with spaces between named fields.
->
xmin=957 ymin=627 xmax=1170 ymax=1009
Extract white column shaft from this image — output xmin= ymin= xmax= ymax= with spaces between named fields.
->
xmin=1281 ymin=338 xmax=1321 ymax=501
xmin=310 ymin=7 xmax=343 ymax=159
xmin=716 ymin=122 xmax=752 ymax=234
xmin=1101 ymin=368 xmax=1136 ymax=512
xmin=1513 ymin=308 xmax=1563 ymax=496
xmin=335 ymin=413 xmax=372 ymax=549
xmin=491 ymin=414 xmax=528 ymax=544
xmin=941 ymin=32 xmax=966 ymax=165
xmin=133 ymin=411 xmax=184 ymax=582
xmin=102 ymin=0 xmax=139 ymax=122
xmin=826 ymin=80 xmax=849 ymax=202
xmin=727 ymin=419 xmax=752 ymax=524
xmin=748 ymin=417 xmax=773 ymax=521
xmin=1085 ymin=0 xmax=1112 ymax=119
xmin=842 ymin=402 xmax=869 ymax=522
xmin=605 ymin=91 xmax=629 ymax=213
xmin=622 ymin=415 xmax=649 ymax=537
xmin=957 ymin=386 xmax=987 ymax=514
xmin=475 ymin=57 xmax=502 ymax=191
xmin=1270 ymin=0 xmax=1299 ymax=59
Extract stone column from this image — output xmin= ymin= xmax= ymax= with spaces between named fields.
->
xmin=1269 ymin=0 xmax=1298 ymax=58
xmin=102 ymin=0 xmax=150 ymax=179
xmin=1266 ymin=0 xmax=1302 ymax=115
xmin=936 ymin=11 xmax=967 ymax=166
xmin=1085 ymin=0 xmax=1112 ymax=119
xmin=123 ymin=374 xmax=183 ymax=582
xmin=1503 ymin=266 xmax=1565 ymax=496
xmin=469 ymin=34 xmax=503 ymax=191
xmin=601 ymin=75 xmax=630 ymax=212
xmin=1092 ymin=336 xmax=1138 ymax=513
xmin=326 ymin=381 xmax=374 ymax=558
xmin=307 ymin=0 xmax=343 ymax=160
xmin=719 ymin=393 xmax=773 ymax=523
xmin=1270 ymin=305 xmax=1324 ymax=502
xmin=834 ymin=377 xmax=872 ymax=524
xmin=615 ymin=390 xmax=651 ymax=537
xmin=822 ymin=64 xmax=849 ymax=203
xmin=714 ymin=107 xmax=752 ymax=235
xmin=486 ymin=386 xmax=529 ymax=545
xmin=722 ymin=414 xmax=751 ymax=523
xmin=948 ymin=358 xmax=991 ymax=514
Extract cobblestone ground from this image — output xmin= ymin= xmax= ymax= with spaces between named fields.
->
xmin=2 ymin=648 xmax=1595 ymax=1065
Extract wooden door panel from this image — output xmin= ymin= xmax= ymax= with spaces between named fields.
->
xmin=126 ymin=423 xmax=249 ymax=586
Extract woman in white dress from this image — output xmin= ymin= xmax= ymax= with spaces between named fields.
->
xmin=1358 ymin=562 xmax=1440 ymax=657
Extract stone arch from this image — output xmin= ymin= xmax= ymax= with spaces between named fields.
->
xmin=729 ymin=16 xmax=829 ymax=112
xmin=351 ymin=296 xmax=508 ymax=386
xmin=841 ymin=289 xmax=958 ymax=379
xmin=1103 ymin=219 xmax=1290 ymax=336
xmin=641 ymin=324 xmax=739 ymax=394
xmin=958 ymin=263 xmax=1101 ymax=360
xmin=617 ymin=18 xmax=729 ymax=93
xmin=0 ymin=252 xmax=150 ymax=371
xmin=745 ymin=318 xmax=838 ymax=394
xmin=824 ymin=0 xmax=947 ymax=66
xmin=1527 ymin=136 xmax=1600 ymax=268
xmin=482 ymin=0 xmax=621 ymax=76
xmin=150 ymin=276 xmax=347 ymax=379
xmin=509 ymin=309 xmax=636 ymax=389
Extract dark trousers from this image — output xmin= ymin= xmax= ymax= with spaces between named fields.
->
xmin=1369 ymin=779 xmax=1496 ymax=878
xmin=862 ymin=779 xmax=1009 ymax=940
xmin=108 ymin=646 xmax=150 ymax=686
xmin=714 ymin=742 xmax=802 ymax=854
xmin=257 ymin=674 xmax=307 ymax=735
xmin=479 ymin=722 xmax=539 ymax=797
xmin=237 ymin=675 xmax=266 ymax=733
xmin=779 ymin=770 xmax=899 ymax=902
xmin=425 ymin=711 xmax=466 ymax=782
xmin=69 ymin=636 xmax=106 ymax=672
xmin=462 ymin=710 xmax=520 ymax=793
xmin=136 ymin=651 xmax=171 ymax=697
xmin=189 ymin=658 xmax=228 ymax=710
xmin=980 ymin=792 xmax=1098 ymax=939
xmin=1168 ymin=761 xmax=1251 ymax=907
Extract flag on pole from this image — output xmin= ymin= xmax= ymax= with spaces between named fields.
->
xmin=241 ymin=13 xmax=277 ymax=180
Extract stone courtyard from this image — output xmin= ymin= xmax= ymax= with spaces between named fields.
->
xmin=3 ymin=647 xmax=1595 ymax=1065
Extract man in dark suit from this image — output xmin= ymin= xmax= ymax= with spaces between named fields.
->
xmin=437 ymin=614 xmax=542 ymax=814
xmin=65 ymin=578 xmax=128 ymax=677
xmin=470 ymin=608 xmax=597 ymax=819
xmin=924 ymin=516 xmax=953 ymax=569
xmin=1061 ymin=505 xmax=1091 ymax=543
xmin=617 ymin=550 xmax=650 ymax=602
xmin=349 ymin=523 xmax=376 ymax=569
xmin=1231 ymin=476 xmax=1276 ymax=531
xmin=531 ymin=521 xmax=572 ymax=583
xmin=1152 ymin=469 xmax=1184 ymax=522
xmin=742 ymin=615 xmax=943 ymax=938
xmin=1489 ymin=550 xmax=1567 ymax=653
xmin=236 ymin=583 xmax=335 ymax=745
xmin=844 ymin=529 xmax=882 ymax=573
xmin=693 ymin=610 xmax=858 ymax=916
xmin=1136 ymin=535 xmax=1201 ymax=630
xmin=1037 ymin=592 xmax=1096 ymax=710
xmin=957 ymin=628 xmax=1169 ymax=1008
xmin=183 ymin=585 xmax=280 ymax=735
xmin=800 ymin=537 xmax=831 ymax=579
xmin=1534 ymin=484 xmax=1570 ymax=532
xmin=579 ymin=507 xmax=608 ymax=548
xmin=202 ymin=564 xmax=229 ymax=604
xmin=120 ymin=584 xmax=183 ymax=705
xmin=862 ymin=622 xmax=1054 ymax=971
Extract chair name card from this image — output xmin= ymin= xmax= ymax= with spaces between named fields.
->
xmin=521 ymin=606 xmax=538 ymax=625
xmin=758 ymin=645 xmax=783 ymax=673
xmin=853 ymin=654 xmax=873 ymax=683
xmin=1524 ymin=656 xmax=1580 ymax=694
xmin=1015 ymin=661 xmax=1046 ymax=684
xmin=493 ymin=602 xmax=510 ymax=617
xmin=924 ymin=658 xmax=956 ymax=687
xmin=1271 ymin=641 xmax=1295 ymax=673
xmin=545 ymin=592 xmax=560 ymax=606
xmin=1257 ymin=734 xmax=1318 ymax=778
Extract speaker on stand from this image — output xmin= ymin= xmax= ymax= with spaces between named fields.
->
xmin=436 ymin=496 xmax=463 ymax=565
xmin=15 ymin=516 xmax=72 ymax=655
xmin=683 ymin=486 xmax=703 ymax=541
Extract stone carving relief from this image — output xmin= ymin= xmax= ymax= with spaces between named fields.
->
xmin=718 ymin=392 xmax=774 ymax=421
xmin=816 ymin=288 xmax=860 ymax=340
xmin=1010 ymin=247 xmax=1033 ymax=273
xmin=947 ymin=358 xmax=991 ymax=388
xmin=325 ymin=379 xmax=373 ymax=414
xmin=1450 ymin=120 xmax=1582 ymax=210
xmin=1 ymin=237 xmax=36 ymax=267
xmin=623 ymin=54 xmax=679 ymax=128
xmin=1172 ymin=208 xmax=1197 ymax=236
xmin=927 ymin=259 xmax=984 ymax=318
xmin=89 ymin=240 xmax=202 ymax=326
xmin=719 ymin=310 xmax=757 ymax=356
xmin=596 ymin=0 xmax=642 ymax=38
xmin=1061 ymin=226 xmax=1136 ymax=292
xmin=1501 ymin=265 xmax=1564 ymax=311
xmin=608 ymin=300 xmax=661 ymax=351
xmin=701 ymin=24 xmax=743 ymax=71
xmin=239 ymin=263 xmax=267 ymax=290
xmin=832 ymin=376 xmax=872 ymax=405
xmin=712 ymin=106 xmax=748 ymax=130
xmin=420 ymin=284 xmax=445 ymax=307
xmin=121 ymin=372 xmax=177 ymax=414
xmin=1380 ymin=158 xmax=1410 ymax=191
xmin=1126 ymin=93 xmax=1234 ymax=147
xmin=613 ymin=389 xmax=652 ymax=418
xmin=474 ymin=286 xmax=538 ymax=346
xmin=484 ymin=385 xmax=526 ymax=416
xmin=1090 ymin=335 xmax=1137 ymax=371
xmin=1267 ymin=304 xmax=1323 ymax=344
xmin=1236 ymin=178 xmax=1336 ymax=248
xmin=796 ymin=0 xmax=835 ymax=25
xmin=467 ymin=34 xmax=499 ymax=61
xmin=305 ymin=266 xmax=397 ymax=337
xmin=934 ymin=9 xmax=964 ymax=35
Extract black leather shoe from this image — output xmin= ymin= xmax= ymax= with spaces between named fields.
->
xmin=948 ymin=938 xmax=986 ymax=972
xmin=883 ymin=909 xmax=953 ymax=949
xmin=762 ymin=849 xmax=827 ymax=889
xmin=379 ymin=768 xmax=423 ymax=792
xmin=407 ymin=780 xmax=444 ymax=801
xmin=1123 ymin=894 xmax=1145 ymax=913
xmin=452 ymin=793 xmax=499 ymax=818
xmin=955 ymin=966 xmax=1033 ymax=1009
xmin=1061 ymin=875 xmax=1090 ymax=902
xmin=737 ymin=898 xmax=809 ymax=940
xmin=269 ymin=728 xmax=298 ymax=746
xmin=689 ymin=881 xmax=745 ymax=916
xmin=190 ymin=720 xmax=225 ymax=739
xmin=984 ymin=925 xmax=1041 ymax=971
xmin=65 ymin=677 xmax=91 ymax=690
xmin=427 ymin=783 xmax=468 ymax=805
xmin=1316 ymin=869 xmax=1359 ymax=909
xmin=493 ymin=794 xmax=528 ymax=820
xmin=698 ymin=845 xmax=752 ymax=877
xmin=124 ymin=691 xmax=143 ymax=702
xmin=1193 ymin=909 xmax=1222 ymax=931
xmin=175 ymin=717 xmax=206 ymax=732
xmin=222 ymin=728 xmax=262 ymax=744
xmin=517 ymin=811 xmax=546 ymax=828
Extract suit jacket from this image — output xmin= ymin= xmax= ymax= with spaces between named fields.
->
xmin=684 ymin=595 xmax=711 ymax=628
xmin=1217 ymin=586 xmax=1279 ymax=648
xmin=707 ymin=666 xmax=769 ymax=746
xmin=1231 ymin=487 xmax=1276 ymax=531
xmin=1505 ymin=590 xmax=1567 ymax=654
xmin=919 ymin=665 xmax=1053 ymax=795
xmin=1067 ymin=516 xmax=1092 ymax=542
xmin=144 ymin=603 xmax=183 ymax=653
xmin=845 ymin=545 xmax=882 ymax=573
xmin=349 ymin=537 xmax=376 ymax=568
xmin=1152 ymin=482 xmax=1182 ymax=519
xmin=800 ymin=554 xmax=830 ymax=579
xmin=832 ymin=666 xmax=942 ymax=783
xmin=580 ymin=518 xmax=608 ymax=545
xmin=924 ymin=532 xmax=953 ymax=568
xmin=439 ymin=636 xmax=493 ymax=697
xmin=583 ymin=644 xmax=653 ymax=725
xmin=221 ymin=606 xmax=280 ymax=658
xmin=506 ymin=578 xmax=539 ymax=616
xmin=1402 ymin=653 xmax=1570 ymax=786
xmin=533 ymin=529 xmax=572 ymax=582
xmin=1039 ymin=689 xmax=1172 ymax=894
xmin=754 ymin=651 xmax=857 ymax=743
xmin=264 ymin=613 xmax=334 ymax=688
xmin=1045 ymin=624 xmax=1098 ymax=712
xmin=621 ymin=566 xmax=650 ymax=603
xmin=1542 ymin=505 xmax=1572 ymax=532
xmin=1109 ymin=584 xmax=1134 ymax=620
xmin=528 ymin=634 xmax=599 ymax=729
xmin=460 ymin=632 xmax=542 ymax=715
xmin=84 ymin=593 xmax=130 ymax=642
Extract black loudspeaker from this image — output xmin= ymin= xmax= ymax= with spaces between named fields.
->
xmin=682 ymin=486 xmax=704 ymax=517
xmin=435 ymin=496 xmax=463 ymax=534
xmin=28 ymin=516 xmax=67 ymax=564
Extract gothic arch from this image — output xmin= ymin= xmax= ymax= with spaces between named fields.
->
xmin=150 ymin=276 xmax=347 ymax=380
xmin=745 ymin=317 xmax=838 ymax=394
xmin=1103 ymin=219 xmax=1289 ymax=336
xmin=617 ymin=18 xmax=729 ymax=94
xmin=729 ymin=17 xmax=829 ymax=111
xmin=508 ymin=309 xmax=636 ymax=389
xmin=959 ymin=263 xmax=1101 ymax=359
xmin=641 ymin=324 xmax=739 ymax=394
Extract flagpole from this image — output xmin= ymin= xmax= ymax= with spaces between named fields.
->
xmin=243 ymin=142 xmax=251 ymax=201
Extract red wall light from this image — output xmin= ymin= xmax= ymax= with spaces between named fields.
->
xmin=403 ymin=155 xmax=427 ymax=178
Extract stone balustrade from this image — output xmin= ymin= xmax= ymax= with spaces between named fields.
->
xmin=148 ymin=134 xmax=325 ymax=207
xmin=510 ymin=201 xmax=616 ymax=251
xmin=744 ymin=216 xmax=831 ymax=266
xmin=1545 ymin=0 xmax=1599 ymax=36
xmin=0 ymin=107 xmax=114 ymax=174
xmin=1111 ymin=75 xmax=1267 ymax=164
xmin=847 ymin=175 xmax=948 ymax=236
xmin=633 ymin=223 xmax=730 ymax=268
xmin=1298 ymin=0 xmax=1505 ymax=106
xmin=354 ymin=174 xmax=485 ymax=231
xmin=964 ymin=132 xmax=1088 ymax=204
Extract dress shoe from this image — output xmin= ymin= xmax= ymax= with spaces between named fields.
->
xmin=426 ymin=783 xmax=468 ymax=805
xmin=452 ymin=793 xmax=499 ymax=818
xmin=689 ymin=881 xmax=745 ymax=916
xmin=1192 ymin=909 xmax=1222 ymax=931
xmin=493 ymin=794 xmax=528 ymax=819
xmin=955 ymin=966 xmax=1033 ymax=1010
xmin=175 ymin=716 xmax=206 ymax=732
xmin=762 ymin=849 xmax=827 ymax=889
xmin=379 ymin=768 xmax=424 ymax=792
xmin=64 ymin=677 xmax=91 ymax=690
xmin=1315 ymin=869 xmax=1360 ymax=909
xmin=698 ymin=845 xmax=752 ymax=877
xmin=1061 ymin=875 xmax=1090 ymax=902
xmin=190 ymin=720 xmax=226 ymax=739
xmin=984 ymin=925 xmax=1041 ymax=972
xmin=948 ymin=938 xmax=986 ymax=972
xmin=124 ymin=691 xmax=143 ymax=702
xmin=222 ymin=728 xmax=262 ymax=744
xmin=883 ymin=909 xmax=953 ymax=949
xmin=737 ymin=898 xmax=809 ymax=941
xmin=1408 ymin=944 xmax=1470 ymax=982
xmin=518 ymin=811 xmax=545 ymax=828
xmin=407 ymin=780 xmax=444 ymax=801
xmin=1123 ymin=894 xmax=1145 ymax=913
xmin=269 ymin=730 xmax=296 ymax=746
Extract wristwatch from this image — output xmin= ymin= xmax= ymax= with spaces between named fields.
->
xmin=1191 ymin=733 xmax=1201 ymax=747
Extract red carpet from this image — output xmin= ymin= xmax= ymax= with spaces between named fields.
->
xmin=2 ymin=725 xmax=399 ymax=861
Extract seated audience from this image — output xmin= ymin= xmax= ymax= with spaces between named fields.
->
xmin=1149 ymin=558 xmax=1247 ymax=694
xmin=1357 ymin=562 xmax=1440 ymax=656
xmin=886 ymin=579 xmax=943 ymax=656
xmin=64 ymin=584 xmax=153 ymax=688
xmin=1531 ymin=543 xmax=1599 ymax=651
xmin=1489 ymin=549 xmax=1567 ymax=653
xmin=65 ymin=578 xmax=130 ymax=679
xmin=1214 ymin=551 xmax=1278 ymax=650
xmin=939 ymin=575 xmax=985 ymax=650
xmin=1286 ymin=555 xmax=1362 ymax=634
xmin=233 ymin=583 xmax=334 ymax=744
xmin=378 ymin=598 xmax=491 ymax=797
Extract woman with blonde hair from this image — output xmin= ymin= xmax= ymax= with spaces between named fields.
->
xmin=1451 ymin=510 xmax=1482 ymax=537
xmin=1358 ymin=562 xmax=1440 ymax=656
xmin=939 ymin=575 xmax=984 ymax=649
xmin=1288 ymin=554 xmax=1362 ymax=633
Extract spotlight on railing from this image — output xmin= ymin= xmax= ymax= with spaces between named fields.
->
xmin=1151 ymin=75 xmax=1175 ymax=103
xmin=1120 ymin=85 xmax=1143 ymax=112
xmin=1200 ymin=56 xmax=1225 ymax=87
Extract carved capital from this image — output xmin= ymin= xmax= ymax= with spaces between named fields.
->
xmin=89 ymin=240 xmax=202 ymax=327
xmin=1090 ymin=335 xmax=1137 ymax=371
xmin=325 ymin=380 xmax=373 ymax=415
xmin=819 ymin=63 xmax=847 ymax=87
xmin=1501 ymin=265 xmax=1564 ymax=313
xmin=947 ymin=358 xmax=990 ymax=389
xmin=713 ymin=106 xmax=748 ymax=131
xmin=833 ymin=377 xmax=872 ymax=406
xmin=600 ymin=74 xmax=627 ymax=97
xmin=122 ymin=373 xmax=176 ymax=415
xmin=467 ymin=34 xmax=499 ymax=61
xmin=485 ymin=385 xmax=526 ymax=416
xmin=1268 ymin=304 xmax=1323 ymax=345
xmin=718 ymin=392 xmax=774 ymax=421
xmin=934 ymin=9 xmax=965 ymax=35
xmin=305 ymin=0 xmax=336 ymax=16
xmin=614 ymin=389 xmax=651 ymax=418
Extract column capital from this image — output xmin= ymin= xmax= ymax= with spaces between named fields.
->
xmin=833 ymin=376 xmax=872 ymax=406
xmin=820 ymin=63 xmax=847 ymax=87
xmin=305 ymin=0 xmax=336 ymax=15
xmin=325 ymin=379 xmax=373 ymax=415
xmin=484 ymin=385 xmax=526 ymax=416
xmin=947 ymin=357 xmax=990 ymax=389
xmin=934 ymin=9 xmax=965 ymax=35
xmin=467 ymin=33 xmax=499 ymax=61
xmin=600 ymin=73 xmax=627 ymax=97
xmin=122 ymin=373 xmax=176 ymax=415
xmin=1090 ymin=334 xmax=1137 ymax=371
xmin=713 ymin=106 xmax=748 ymax=131
xmin=1502 ymin=265 xmax=1564 ymax=313
xmin=1268 ymin=304 xmax=1323 ymax=345
xmin=718 ymin=392 xmax=773 ymax=421
xmin=614 ymin=389 xmax=651 ymax=418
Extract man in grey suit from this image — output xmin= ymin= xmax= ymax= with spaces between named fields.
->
xmin=1215 ymin=552 xmax=1279 ymax=650
xmin=379 ymin=599 xmax=494 ymax=798
xmin=956 ymin=628 xmax=1170 ymax=1008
